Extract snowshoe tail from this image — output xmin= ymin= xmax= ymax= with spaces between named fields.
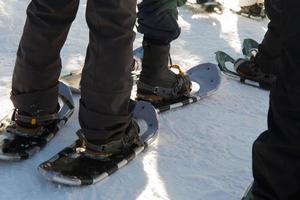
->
xmin=38 ymin=101 xmax=158 ymax=186
xmin=0 ymin=82 xmax=74 ymax=161
xmin=242 ymin=39 xmax=259 ymax=58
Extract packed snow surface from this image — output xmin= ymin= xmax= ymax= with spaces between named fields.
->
xmin=0 ymin=1 xmax=269 ymax=199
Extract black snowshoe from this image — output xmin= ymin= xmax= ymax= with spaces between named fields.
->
xmin=0 ymin=82 xmax=74 ymax=160
xmin=39 ymin=101 xmax=159 ymax=186
xmin=216 ymin=39 xmax=276 ymax=90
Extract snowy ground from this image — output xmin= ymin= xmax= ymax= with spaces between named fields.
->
xmin=0 ymin=1 xmax=270 ymax=200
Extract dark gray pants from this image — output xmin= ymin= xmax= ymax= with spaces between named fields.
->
xmin=252 ymin=0 xmax=300 ymax=199
xmin=11 ymin=0 xmax=181 ymax=140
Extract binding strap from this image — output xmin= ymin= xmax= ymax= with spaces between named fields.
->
xmin=76 ymin=130 xmax=126 ymax=156
xmin=15 ymin=110 xmax=59 ymax=126
xmin=138 ymin=65 xmax=191 ymax=99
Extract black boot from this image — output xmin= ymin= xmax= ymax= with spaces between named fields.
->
xmin=76 ymin=120 xmax=143 ymax=159
xmin=1 ymin=108 xmax=60 ymax=156
xmin=234 ymin=57 xmax=276 ymax=89
xmin=137 ymin=41 xmax=191 ymax=103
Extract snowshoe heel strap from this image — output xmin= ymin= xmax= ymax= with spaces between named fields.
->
xmin=15 ymin=111 xmax=59 ymax=126
xmin=138 ymin=75 xmax=191 ymax=99
xmin=76 ymin=130 xmax=128 ymax=156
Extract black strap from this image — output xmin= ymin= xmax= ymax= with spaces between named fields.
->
xmin=15 ymin=110 xmax=59 ymax=126
xmin=76 ymin=130 xmax=124 ymax=154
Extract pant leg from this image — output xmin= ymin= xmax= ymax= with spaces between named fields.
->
xmin=11 ymin=0 xmax=79 ymax=115
xmin=137 ymin=0 xmax=183 ymax=45
xmin=79 ymin=0 xmax=137 ymax=141
xmin=255 ymin=0 xmax=281 ymax=74
xmin=252 ymin=0 xmax=300 ymax=199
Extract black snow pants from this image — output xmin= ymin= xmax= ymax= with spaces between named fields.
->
xmin=11 ymin=0 xmax=181 ymax=140
xmin=255 ymin=0 xmax=281 ymax=75
xmin=252 ymin=0 xmax=300 ymax=199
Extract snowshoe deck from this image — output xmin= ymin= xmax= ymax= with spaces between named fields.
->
xmin=0 ymin=82 xmax=75 ymax=161
xmin=38 ymin=101 xmax=158 ymax=186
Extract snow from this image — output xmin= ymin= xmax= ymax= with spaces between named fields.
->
xmin=0 ymin=1 xmax=270 ymax=199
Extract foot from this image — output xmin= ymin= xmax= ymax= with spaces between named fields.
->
xmin=6 ymin=109 xmax=59 ymax=137
xmin=137 ymin=65 xmax=192 ymax=103
xmin=76 ymin=120 xmax=143 ymax=160
xmin=137 ymin=41 xmax=191 ymax=103
xmin=234 ymin=57 xmax=276 ymax=87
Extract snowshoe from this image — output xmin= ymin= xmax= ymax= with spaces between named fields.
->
xmin=231 ymin=3 xmax=266 ymax=19
xmin=216 ymin=51 xmax=275 ymax=90
xmin=0 ymin=82 xmax=74 ymax=160
xmin=185 ymin=0 xmax=223 ymax=14
xmin=215 ymin=38 xmax=276 ymax=90
xmin=38 ymin=101 xmax=158 ymax=186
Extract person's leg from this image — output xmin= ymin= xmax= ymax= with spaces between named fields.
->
xmin=252 ymin=0 xmax=300 ymax=199
xmin=79 ymin=0 xmax=137 ymax=143
xmin=11 ymin=0 xmax=79 ymax=115
xmin=255 ymin=0 xmax=281 ymax=74
xmin=137 ymin=0 xmax=191 ymax=102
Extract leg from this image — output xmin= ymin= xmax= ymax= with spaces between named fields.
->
xmin=79 ymin=0 xmax=137 ymax=141
xmin=136 ymin=0 xmax=191 ymax=103
xmin=11 ymin=0 xmax=79 ymax=115
xmin=252 ymin=0 xmax=300 ymax=199
xmin=255 ymin=0 xmax=281 ymax=74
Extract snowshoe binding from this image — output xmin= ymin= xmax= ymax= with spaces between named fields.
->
xmin=0 ymin=82 xmax=74 ymax=160
xmin=136 ymin=42 xmax=192 ymax=107
xmin=216 ymin=39 xmax=276 ymax=90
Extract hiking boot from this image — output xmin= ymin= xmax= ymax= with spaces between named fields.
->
xmin=234 ymin=57 xmax=276 ymax=88
xmin=76 ymin=120 xmax=143 ymax=160
xmin=137 ymin=41 xmax=191 ymax=103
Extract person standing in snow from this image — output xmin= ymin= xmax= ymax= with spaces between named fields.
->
xmin=5 ymin=0 xmax=191 ymax=161
xmin=241 ymin=0 xmax=300 ymax=199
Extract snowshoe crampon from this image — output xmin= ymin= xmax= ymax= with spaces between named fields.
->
xmin=38 ymin=101 xmax=158 ymax=186
xmin=0 ymin=82 xmax=74 ymax=161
